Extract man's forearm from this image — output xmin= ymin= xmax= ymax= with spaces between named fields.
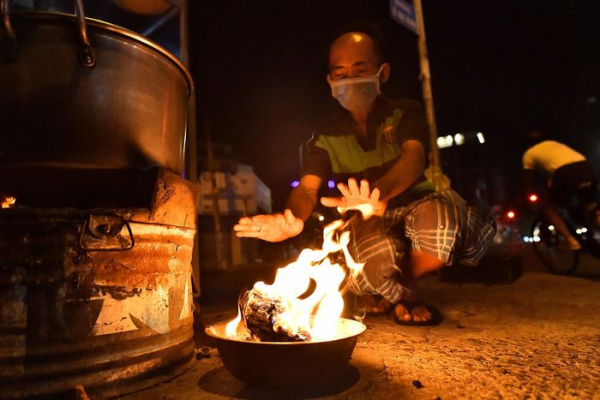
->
xmin=285 ymin=186 xmax=318 ymax=221
xmin=373 ymin=141 xmax=425 ymax=202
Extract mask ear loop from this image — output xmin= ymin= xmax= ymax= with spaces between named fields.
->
xmin=375 ymin=65 xmax=385 ymax=83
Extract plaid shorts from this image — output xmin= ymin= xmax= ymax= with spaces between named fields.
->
xmin=344 ymin=189 xmax=496 ymax=303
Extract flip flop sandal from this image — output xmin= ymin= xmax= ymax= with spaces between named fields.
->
xmin=388 ymin=299 xmax=444 ymax=327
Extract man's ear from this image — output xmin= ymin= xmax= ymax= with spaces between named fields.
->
xmin=326 ymin=73 xmax=332 ymax=84
xmin=380 ymin=63 xmax=391 ymax=83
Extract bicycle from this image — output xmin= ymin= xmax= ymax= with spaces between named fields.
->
xmin=529 ymin=191 xmax=600 ymax=275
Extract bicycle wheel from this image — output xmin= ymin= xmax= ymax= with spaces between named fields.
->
xmin=531 ymin=218 xmax=580 ymax=275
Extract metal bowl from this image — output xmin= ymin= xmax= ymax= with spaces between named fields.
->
xmin=205 ymin=318 xmax=366 ymax=387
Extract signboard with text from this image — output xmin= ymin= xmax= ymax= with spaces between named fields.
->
xmin=389 ymin=0 xmax=418 ymax=34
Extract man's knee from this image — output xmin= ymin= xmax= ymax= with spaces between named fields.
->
xmin=410 ymin=250 xmax=446 ymax=278
xmin=407 ymin=197 xmax=462 ymax=265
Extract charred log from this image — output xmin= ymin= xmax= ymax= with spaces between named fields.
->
xmin=239 ymin=288 xmax=311 ymax=342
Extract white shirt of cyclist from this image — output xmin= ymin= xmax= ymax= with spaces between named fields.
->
xmin=522 ymin=140 xmax=586 ymax=175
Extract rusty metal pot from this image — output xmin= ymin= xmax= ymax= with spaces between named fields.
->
xmin=0 ymin=0 xmax=192 ymax=174
xmin=205 ymin=318 xmax=367 ymax=386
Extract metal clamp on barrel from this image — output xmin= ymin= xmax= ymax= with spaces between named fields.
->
xmin=0 ymin=0 xmax=95 ymax=66
xmin=79 ymin=214 xmax=135 ymax=252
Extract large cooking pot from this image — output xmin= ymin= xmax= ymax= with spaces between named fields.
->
xmin=0 ymin=0 xmax=192 ymax=174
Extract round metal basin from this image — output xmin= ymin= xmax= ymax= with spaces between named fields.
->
xmin=205 ymin=318 xmax=366 ymax=387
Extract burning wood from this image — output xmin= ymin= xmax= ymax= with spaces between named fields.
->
xmin=1 ymin=195 xmax=16 ymax=209
xmin=226 ymin=218 xmax=365 ymax=343
xmin=239 ymin=288 xmax=311 ymax=342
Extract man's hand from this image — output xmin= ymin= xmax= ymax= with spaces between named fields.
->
xmin=233 ymin=209 xmax=304 ymax=242
xmin=320 ymin=178 xmax=386 ymax=219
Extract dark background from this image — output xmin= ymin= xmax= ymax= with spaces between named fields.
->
xmin=24 ymin=0 xmax=599 ymax=208
xmin=188 ymin=0 xmax=600 ymax=209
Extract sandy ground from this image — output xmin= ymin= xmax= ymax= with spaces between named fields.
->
xmin=121 ymin=248 xmax=600 ymax=399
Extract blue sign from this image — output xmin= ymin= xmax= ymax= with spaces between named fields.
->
xmin=389 ymin=0 xmax=418 ymax=34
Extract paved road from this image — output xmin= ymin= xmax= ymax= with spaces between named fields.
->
xmin=122 ymin=247 xmax=600 ymax=399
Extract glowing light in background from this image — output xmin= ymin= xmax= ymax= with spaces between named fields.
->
xmin=506 ymin=210 xmax=516 ymax=219
xmin=1 ymin=196 xmax=16 ymax=209
xmin=528 ymin=194 xmax=538 ymax=203
xmin=454 ymin=133 xmax=465 ymax=145
xmin=328 ymin=180 xmax=335 ymax=189
xmin=437 ymin=136 xmax=452 ymax=149
xmin=438 ymin=131 xmax=485 ymax=148
xmin=291 ymin=180 xmax=300 ymax=188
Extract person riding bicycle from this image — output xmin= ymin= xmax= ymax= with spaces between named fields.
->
xmin=522 ymin=129 xmax=598 ymax=250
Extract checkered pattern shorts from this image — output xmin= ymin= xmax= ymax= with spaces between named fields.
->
xmin=343 ymin=190 xmax=496 ymax=304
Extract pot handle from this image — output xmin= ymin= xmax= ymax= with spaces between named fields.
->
xmin=0 ymin=0 xmax=95 ymax=67
xmin=73 ymin=0 xmax=95 ymax=67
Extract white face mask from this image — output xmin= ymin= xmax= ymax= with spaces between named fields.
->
xmin=329 ymin=66 xmax=383 ymax=112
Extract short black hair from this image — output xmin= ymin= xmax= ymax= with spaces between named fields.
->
xmin=325 ymin=21 xmax=387 ymax=68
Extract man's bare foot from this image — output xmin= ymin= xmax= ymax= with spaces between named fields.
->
xmin=362 ymin=296 xmax=443 ymax=325
xmin=361 ymin=295 xmax=391 ymax=315
xmin=393 ymin=302 xmax=433 ymax=323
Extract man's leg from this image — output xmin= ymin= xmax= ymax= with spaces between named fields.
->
xmin=344 ymin=215 xmax=407 ymax=315
xmin=391 ymin=192 xmax=463 ymax=322
xmin=547 ymin=162 xmax=593 ymax=250
xmin=390 ymin=251 xmax=446 ymax=322
xmin=410 ymin=250 xmax=447 ymax=278
xmin=541 ymin=202 xmax=581 ymax=250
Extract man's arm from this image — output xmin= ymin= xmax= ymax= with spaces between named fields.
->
xmin=233 ymin=174 xmax=322 ymax=242
xmin=285 ymin=174 xmax=322 ymax=221
xmin=372 ymin=139 xmax=426 ymax=202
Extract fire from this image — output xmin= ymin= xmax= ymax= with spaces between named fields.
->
xmin=225 ymin=308 xmax=243 ymax=338
xmin=226 ymin=218 xmax=364 ymax=342
xmin=1 ymin=195 xmax=16 ymax=209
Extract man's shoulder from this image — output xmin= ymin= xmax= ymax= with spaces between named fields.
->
xmin=313 ymin=97 xmax=424 ymax=137
xmin=378 ymin=96 xmax=424 ymax=113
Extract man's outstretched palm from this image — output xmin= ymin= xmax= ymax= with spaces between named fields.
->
xmin=234 ymin=209 xmax=304 ymax=242
xmin=321 ymin=178 xmax=386 ymax=219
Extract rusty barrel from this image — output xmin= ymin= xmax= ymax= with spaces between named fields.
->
xmin=0 ymin=169 xmax=197 ymax=399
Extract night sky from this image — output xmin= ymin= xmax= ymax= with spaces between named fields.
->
xmin=189 ymin=1 xmax=600 ymax=209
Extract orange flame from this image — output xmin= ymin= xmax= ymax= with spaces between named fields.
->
xmin=227 ymin=218 xmax=364 ymax=341
xmin=225 ymin=308 xmax=243 ymax=338
xmin=1 ymin=195 xmax=16 ymax=209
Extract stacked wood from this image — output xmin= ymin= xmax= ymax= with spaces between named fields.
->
xmin=239 ymin=288 xmax=311 ymax=342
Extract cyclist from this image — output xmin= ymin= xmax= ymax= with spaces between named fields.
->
xmin=522 ymin=129 xmax=598 ymax=250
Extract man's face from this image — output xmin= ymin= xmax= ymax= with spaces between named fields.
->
xmin=328 ymin=33 xmax=381 ymax=81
